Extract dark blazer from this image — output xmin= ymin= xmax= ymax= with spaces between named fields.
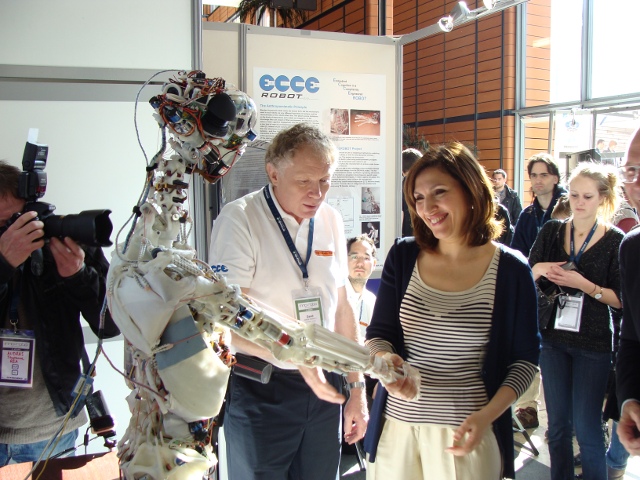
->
xmin=498 ymin=185 xmax=523 ymax=226
xmin=0 ymin=245 xmax=119 ymax=416
xmin=511 ymin=186 xmax=567 ymax=257
xmin=363 ymin=238 xmax=540 ymax=479
xmin=617 ymin=227 xmax=640 ymax=411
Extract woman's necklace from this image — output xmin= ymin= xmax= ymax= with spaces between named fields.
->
xmin=573 ymin=220 xmax=597 ymax=237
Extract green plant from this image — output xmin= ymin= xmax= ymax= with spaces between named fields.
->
xmin=402 ymin=125 xmax=429 ymax=152
xmin=236 ymin=0 xmax=307 ymax=27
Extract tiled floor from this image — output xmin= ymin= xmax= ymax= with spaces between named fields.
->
xmin=514 ymin=396 xmax=640 ymax=479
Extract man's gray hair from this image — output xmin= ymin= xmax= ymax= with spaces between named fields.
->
xmin=265 ymin=123 xmax=338 ymax=171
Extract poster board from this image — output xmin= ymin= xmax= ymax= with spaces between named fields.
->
xmin=203 ymin=24 xmax=400 ymax=266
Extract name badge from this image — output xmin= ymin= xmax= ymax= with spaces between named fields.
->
xmin=0 ymin=329 xmax=36 ymax=388
xmin=554 ymin=293 xmax=584 ymax=333
xmin=292 ymin=287 xmax=324 ymax=327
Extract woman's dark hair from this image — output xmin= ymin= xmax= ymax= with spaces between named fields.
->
xmin=403 ymin=142 xmax=501 ymax=250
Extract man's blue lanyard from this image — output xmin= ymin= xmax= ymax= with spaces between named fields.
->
xmin=534 ymin=200 xmax=547 ymax=233
xmin=569 ymin=220 xmax=598 ymax=264
xmin=263 ymin=186 xmax=314 ymax=286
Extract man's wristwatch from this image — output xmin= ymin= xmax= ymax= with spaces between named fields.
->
xmin=594 ymin=286 xmax=603 ymax=300
xmin=347 ymin=381 xmax=365 ymax=391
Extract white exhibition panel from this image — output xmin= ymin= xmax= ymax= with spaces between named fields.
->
xmin=0 ymin=0 xmax=192 ymax=70
xmin=245 ymin=26 xmax=398 ymax=264
xmin=202 ymin=24 xmax=399 ymax=264
xmin=203 ymin=22 xmax=242 ymax=87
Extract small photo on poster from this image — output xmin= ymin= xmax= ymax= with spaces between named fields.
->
xmin=361 ymin=187 xmax=380 ymax=214
xmin=330 ymin=108 xmax=350 ymax=135
xmin=362 ymin=221 xmax=380 ymax=248
xmin=350 ymin=110 xmax=381 ymax=136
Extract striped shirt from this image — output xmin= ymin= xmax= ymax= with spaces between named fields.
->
xmin=369 ymin=248 xmax=536 ymax=426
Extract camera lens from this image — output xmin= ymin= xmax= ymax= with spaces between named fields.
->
xmin=43 ymin=210 xmax=113 ymax=247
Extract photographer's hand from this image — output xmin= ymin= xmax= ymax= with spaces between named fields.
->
xmin=49 ymin=237 xmax=84 ymax=277
xmin=0 ymin=211 xmax=45 ymax=268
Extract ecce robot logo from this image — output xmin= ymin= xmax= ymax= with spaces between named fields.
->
xmin=210 ymin=264 xmax=229 ymax=273
xmin=259 ymin=74 xmax=320 ymax=99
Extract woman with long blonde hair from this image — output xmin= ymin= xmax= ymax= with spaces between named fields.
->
xmin=530 ymin=161 xmax=624 ymax=480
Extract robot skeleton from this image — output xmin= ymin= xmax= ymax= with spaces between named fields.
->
xmin=106 ymin=71 xmax=398 ymax=480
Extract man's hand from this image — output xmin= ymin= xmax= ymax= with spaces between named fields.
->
xmin=49 ymin=237 xmax=84 ymax=277
xmin=0 ymin=211 xmax=45 ymax=268
xmin=297 ymin=366 xmax=345 ymax=404
xmin=618 ymin=401 xmax=640 ymax=455
xmin=343 ymin=388 xmax=368 ymax=444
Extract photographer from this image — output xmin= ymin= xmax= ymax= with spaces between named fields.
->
xmin=0 ymin=161 xmax=119 ymax=465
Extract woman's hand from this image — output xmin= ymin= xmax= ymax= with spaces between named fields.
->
xmin=445 ymin=410 xmax=493 ymax=456
xmin=380 ymin=353 xmax=420 ymax=401
xmin=531 ymin=261 xmax=565 ymax=281
xmin=544 ymin=263 xmax=590 ymax=291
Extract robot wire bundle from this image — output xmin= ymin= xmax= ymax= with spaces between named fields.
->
xmin=106 ymin=70 xmax=401 ymax=480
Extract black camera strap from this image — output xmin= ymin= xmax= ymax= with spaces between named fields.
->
xmin=9 ymin=267 xmax=23 ymax=332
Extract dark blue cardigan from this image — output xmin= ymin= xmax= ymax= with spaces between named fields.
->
xmin=364 ymin=238 xmax=540 ymax=479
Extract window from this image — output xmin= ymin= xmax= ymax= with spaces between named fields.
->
xmin=592 ymin=0 xmax=640 ymax=98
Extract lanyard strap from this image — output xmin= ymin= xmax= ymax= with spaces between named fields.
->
xmin=570 ymin=220 xmax=598 ymax=264
xmin=534 ymin=200 xmax=547 ymax=232
xmin=9 ymin=266 xmax=23 ymax=332
xmin=263 ymin=186 xmax=314 ymax=283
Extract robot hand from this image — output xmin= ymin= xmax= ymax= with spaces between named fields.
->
xmin=107 ymin=71 xmax=404 ymax=480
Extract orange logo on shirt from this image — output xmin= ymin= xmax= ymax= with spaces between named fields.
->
xmin=314 ymin=250 xmax=334 ymax=257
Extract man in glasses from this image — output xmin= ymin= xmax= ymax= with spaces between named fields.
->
xmin=346 ymin=235 xmax=377 ymax=342
xmin=616 ymin=128 xmax=640 ymax=461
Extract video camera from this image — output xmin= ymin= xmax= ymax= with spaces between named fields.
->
xmin=0 ymin=141 xmax=113 ymax=247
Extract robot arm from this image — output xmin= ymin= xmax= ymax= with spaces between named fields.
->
xmin=106 ymin=71 xmax=406 ymax=480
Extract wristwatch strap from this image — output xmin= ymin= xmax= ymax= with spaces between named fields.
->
xmin=347 ymin=381 xmax=365 ymax=391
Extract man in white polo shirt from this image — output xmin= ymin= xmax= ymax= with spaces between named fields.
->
xmin=209 ymin=123 xmax=367 ymax=480
xmin=346 ymin=234 xmax=377 ymax=342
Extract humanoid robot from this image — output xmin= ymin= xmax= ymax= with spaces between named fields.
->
xmin=106 ymin=71 xmax=402 ymax=480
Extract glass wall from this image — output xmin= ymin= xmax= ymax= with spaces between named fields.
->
xmin=592 ymin=0 xmax=640 ymax=98
xmin=549 ymin=0 xmax=583 ymax=104
xmin=518 ymin=0 xmax=640 ymax=192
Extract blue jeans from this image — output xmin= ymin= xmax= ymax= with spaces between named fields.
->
xmin=0 ymin=429 xmax=78 ymax=466
xmin=540 ymin=342 xmax=611 ymax=480
xmin=606 ymin=421 xmax=630 ymax=470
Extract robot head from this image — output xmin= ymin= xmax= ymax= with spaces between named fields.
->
xmin=149 ymin=71 xmax=258 ymax=183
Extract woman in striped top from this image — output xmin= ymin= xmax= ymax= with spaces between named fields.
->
xmin=363 ymin=142 xmax=540 ymax=480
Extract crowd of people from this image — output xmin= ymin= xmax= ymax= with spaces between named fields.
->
xmin=2 ymin=119 xmax=640 ymax=480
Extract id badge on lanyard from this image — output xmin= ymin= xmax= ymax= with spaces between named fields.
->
xmin=554 ymin=293 xmax=584 ymax=333
xmin=264 ymin=186 xmax=326 ymax=326
xmin=292 ymin=287 xmax=325 ymax=327
xmin=0 ymin=329 xmax=36 ymax=388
